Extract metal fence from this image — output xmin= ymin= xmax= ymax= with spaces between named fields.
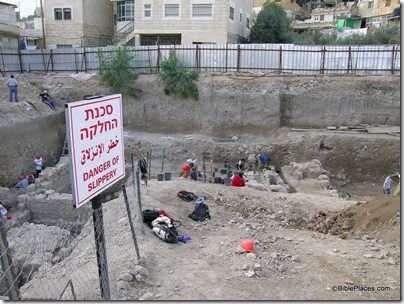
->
xmin=0 ymin=44 xmax=400 ymax=76
xmin=0 ymin=147 xmax=187 ymax=300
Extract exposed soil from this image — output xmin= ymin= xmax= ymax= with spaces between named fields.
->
xmin=1 ymin=73 xmax=400 ymax=301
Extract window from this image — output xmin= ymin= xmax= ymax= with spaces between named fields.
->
xmin=63 ymin=8 xmax=71 ymax=20
xmin=54 ymin=8 xmax=62 ymax=20
xmin=54 ymin=8 xmax=72 ymax=20
xmin=117 ymin=0 xmax=134 ymax=21
xmin=192 ymin=4 xmax=212 ymax=17
xmin=144 ymin=4 xmax=151 ymax=17
xmin=368 ymin=1 xmax=374 ymax=8
xmin=385 ymin=0 xmax=391 ymax=6
xmin=229 ymin=6 xmax=234 ymax=20
xmin=246 ymin=17 xmax=250 ymax=29
xmin=165 ymin=4 xmax=179 ymax=17
xmin=320 ymin=15 xmax=324 ymax=21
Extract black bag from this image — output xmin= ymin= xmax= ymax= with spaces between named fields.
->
xmin=177 ymin=190 xmax=197 ymax=202
xmin=188 ymin=203 xmax=211 ymax=221
xmin=143 ymin=209 xmax=159 ymax=225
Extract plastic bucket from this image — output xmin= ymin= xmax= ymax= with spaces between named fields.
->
xmin=157 ymin=173 xmax=164 ymax=181
xmin=164 ymin=172 xmax=172 ymax=180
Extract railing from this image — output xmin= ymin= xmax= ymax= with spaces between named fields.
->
xmin=115 ymin=21 xmax=135 ymax=45
xmin=0 ymin=44 xmax=399 ymax=76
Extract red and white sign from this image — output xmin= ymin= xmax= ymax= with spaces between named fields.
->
xmin=65 ymin=94 xmax=125 ymax=208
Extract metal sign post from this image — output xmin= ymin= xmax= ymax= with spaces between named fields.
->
xmin=65 ymin=94 xmax=125 ymax=300
xmin=91 ymin=195 xmax=110 ymax=300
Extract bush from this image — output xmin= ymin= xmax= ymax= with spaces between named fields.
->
xmin=97 ymin=47 xmax=141 ymax=98
xmin=158 ymin=49 xmax=200 ymax=101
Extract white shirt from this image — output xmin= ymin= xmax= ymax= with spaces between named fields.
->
xmin=6 ymin=78 xmax=18 ymax=87
xmin=34 ymin=158 xmax=43 ymax=170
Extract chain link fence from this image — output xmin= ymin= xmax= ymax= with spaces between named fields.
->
xmin=0 ymin=154 xmax=149 ymax=300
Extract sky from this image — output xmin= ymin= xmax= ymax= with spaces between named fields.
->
xmin=4 ymin=0 xmax=39 ymax=18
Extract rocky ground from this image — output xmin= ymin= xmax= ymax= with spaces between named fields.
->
xmin=11 ymin=156 xmax=400 ymax=301
xmin=0 ymin=73 xmax=400 ymax=301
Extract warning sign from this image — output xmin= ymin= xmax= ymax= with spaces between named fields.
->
xmin=65 ymin=94 xmax=125 ymax=208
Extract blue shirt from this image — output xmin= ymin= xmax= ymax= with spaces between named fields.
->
xmin=259 ymin=154 xmax=269 ymax=164
xmin=16 ymin=179 xmax=28 ymax=188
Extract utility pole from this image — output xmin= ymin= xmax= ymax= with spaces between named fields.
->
xmin=40 ymin=0 xmax=46 ymax=48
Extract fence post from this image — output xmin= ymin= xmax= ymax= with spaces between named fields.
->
xmin=148 ymin=149 xmax=152 ymax=181
xmin=279 ymin=46 xmax=283 ymax=74
xmin=391 ymin=45 xmax=396 ymax=75
xmin=320 ymin=47 xmax=326 ymax=74
xmin=225 ymin=44 xmax=228 ymax=72
xmin=347 ymin=46 xmax=352 ymax=74
xmin=157 ymin=45 xmax=160 ymax=72
xmin=122 ymin=185 xmax=141 ymax=261
xmin=237 ymin=45 xmax=241 ymax=73
xmin=195 ymin=44 xmax=199 ymax=71
xmin=18 ymin=50 xmax=23 ymax=74
xmin=91 ymin=195 xmax=111 ymax=300
xmin=50 ymin=49 xmax=54 ymax=73
xmin=0 ymin=218 xmax=19 ymax=300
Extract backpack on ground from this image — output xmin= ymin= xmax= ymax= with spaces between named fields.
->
xmin=177 ymin=190 xmax=197 ymax=202
xmin=143 ymin=209 xmax=159 ymax=228
xmin=188 ymin=203 xmax=211 ymax=222
xmin=151 ymin=215 xmax=179 ymax=244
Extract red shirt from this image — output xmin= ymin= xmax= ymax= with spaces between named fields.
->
xmin=181 ymin=164 xmax=192 ymax=178
xmin=231 ymin=176 xmax=245 ymax=187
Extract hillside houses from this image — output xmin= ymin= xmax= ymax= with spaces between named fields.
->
xmin=3 ymin=0 xmax=401 ymax=49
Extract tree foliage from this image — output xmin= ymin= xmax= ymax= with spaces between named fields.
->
xmin=158 ymin=49 xmax=200 ymax=101
xmin=290 ymin=23 xmax=400 ymax=45
xmin=249 ymin=2 xmax=292 ymax=43
xmin=97 ymin=47 xmax=141 ymax=98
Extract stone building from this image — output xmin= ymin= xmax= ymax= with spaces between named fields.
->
xmin=43 ymin=0 xmax=114 ymax=48
xmin=113 ymin=0 xmax=254 ymax=46
xmin=0 ymin=1 xmax=19 ymax=50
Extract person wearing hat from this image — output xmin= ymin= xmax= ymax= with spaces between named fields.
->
xmin=34 ymin=155 xmax=44 ymax=177
xmin=39 ymin=90 xmax=56 ymax=110
xmin=14 ymin=175 xmax=28 ymax=189
xmin=26 ymin=173 xmax=35 ymax=184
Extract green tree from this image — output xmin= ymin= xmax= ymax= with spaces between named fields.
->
xmin=97 ymin=47 xmax=141 ymax=97
xmin=249 ymin=2 xmax=292 ymax=43
xmin=158 ymin=49 xmax=200 ymax=101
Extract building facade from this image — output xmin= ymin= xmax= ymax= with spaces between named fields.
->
xmin=114 ymin=0 xmax=253 ymax=46
xmin=43 ymin=0 xmax=114 ymax=48
xmin=0 ymin=1 xmax=19 ymax=50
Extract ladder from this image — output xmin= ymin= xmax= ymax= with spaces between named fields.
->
xmin=61 ymin=136 xmax=69 ymax=156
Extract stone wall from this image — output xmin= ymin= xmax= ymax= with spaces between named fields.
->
xmin=13 ymin=157 xmax=92 ymax=228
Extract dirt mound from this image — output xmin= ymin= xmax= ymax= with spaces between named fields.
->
xmin=305 ymin=195 xmax=400 ymax=243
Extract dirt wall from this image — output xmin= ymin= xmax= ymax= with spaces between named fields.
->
xmin=0 ymin=73 xmax=400 ymax=186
